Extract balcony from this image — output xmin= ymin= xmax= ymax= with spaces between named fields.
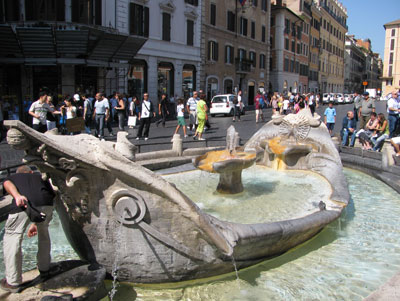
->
xmin=321 ymin=5 xmax=348 ymax=30
xmin=235 ymin=58 xmax=252 ymax=73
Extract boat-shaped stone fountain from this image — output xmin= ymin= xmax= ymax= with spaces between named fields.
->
xmin=4 ymin=109 xmax=349 ymax=284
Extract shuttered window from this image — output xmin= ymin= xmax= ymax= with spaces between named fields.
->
xmin=162 ymin=12 xmax=171 ymax=41
xmin=187 ymin=20 xmax=194 ymax=46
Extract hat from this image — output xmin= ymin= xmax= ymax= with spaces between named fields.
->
xmin=73 ymin=94 xmax=80 ymax=101
xmin=363 ymin=91 xmax=369 ymax=96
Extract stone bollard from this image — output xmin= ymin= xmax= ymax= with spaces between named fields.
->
xmin=171 ymin=134 xmax=183 ymax=156
xmin=115 ymin=131 xmax=137 ymax=161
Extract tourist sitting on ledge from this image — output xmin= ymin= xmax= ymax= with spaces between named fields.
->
xmin=391 ymin=136 xmax=400 ymax=165
xmin=341 ymin=111 xmax=357 ymax=147
xmin=371 ymin=113 xmax=390 ymax=152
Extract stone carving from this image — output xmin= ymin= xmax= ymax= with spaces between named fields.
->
xmin=4 ymin=118 xmax=349 ymax=284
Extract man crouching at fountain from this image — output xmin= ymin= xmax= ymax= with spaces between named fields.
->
xmin=1 ymin=165 xmax=55 ymax=293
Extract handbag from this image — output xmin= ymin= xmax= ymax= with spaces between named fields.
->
xmin=128 ymin=116 xmax=137 ymax=127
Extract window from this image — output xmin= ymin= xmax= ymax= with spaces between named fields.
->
xmin=390 ymin=39 xmax=395 ymax=51
xmin=187 ymin=20 xmax=194 ymax=46
xmin=0 ymin=0 xmax=20 ymax=22
xmin=389 ymin=65 xmax=392 ymax=77
xmin=284 ymin=58 xmax=289 ymax=72
xmin=71 ymin=0 xmax=100 ymax=24
xmin=260 ymin=54 xmax=265 ymax=69
xmin=251 ymin=21 xmax=255 ymax=39
xmin=129 ymin=3 xmax=149 ymax=37
xmin=285 ymin=19 xmax=290 ymax=34
xmin=208 ymin=41 xmax=218 ymax=61
xmin=285 ymin=38 xmax=289 ymax=50
xmin=253 ymin=0 xmax=257 ymax=7
xmin=271 ymin=17 xmax=275 ymax=27
xmin=291 ymin=40 xmax=295 ymax=52
xmin=250 ymin=51 xmax=256 ymax=67
xmin=389 ymin=52 xmax=394 ymax=64
xmin=238 ymin=48 xmax=246 ymax=60
xmin=184 ymin=0 xmax=198 ymax=5
xmin=25 ymin=0 xmax=66 ymax=21
xmin=225 ymin=45 xmax=234 ymax=64
xmin=240 ymin=17 xmax=248 ymax=36
xmin=392 ymin=29 xmax=396 ymax=37
xmin=210 ymin=3 xmax=216 ymax=26
xmin=297 ymin=25 xmax=302 ymax=39
xmin=297 ymin=43 xmax=301 ymax=54
xmin=261 ymin=0 xmax=267 ymax=11
xmin=227 ymin=11 xmax=235 ymax=32
xmin=261 ymin=25 xmax=266 ymax=42
xmin=162 ymin=12 xmax=171 ymax=41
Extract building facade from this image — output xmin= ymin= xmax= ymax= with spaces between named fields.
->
xmin=344 ymin=35 xmax=365 ymax=93
xmin=270 ymin=0 xmax=308 ymax=94
xmin=315 ymin=0 xmax=347 ymax=94
xmin=201 ymin=0 xmax=271 ymax=106
xmin=0 ymin=0 xmax=150 ymax=119
xmin=308 ymin=1 xmax=321 ymax=93
xmin=382 ymin=19 xmax=400 ymax=97
xmin=133 ymin=0 xmax=202 ymax=103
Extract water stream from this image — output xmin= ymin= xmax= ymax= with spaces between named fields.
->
xmin=0 ymin=168 xmax=399 ymax=300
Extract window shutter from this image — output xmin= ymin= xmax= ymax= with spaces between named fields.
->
xmin=215 ymin=42 xmax=219 ymax=61
xmin=144 ymin=6 xmax=149 ymax=37
xmin=163 ymin=12 xmax=171 ymax=41
xmin=187 ymin=20 xmax=194 ymax=46
xmin=208 ymin=41 xmax=211 ymax=60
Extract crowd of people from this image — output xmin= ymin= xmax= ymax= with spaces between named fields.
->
xmin=337 ymin=90 xmax=400 ymax=153
xmin=1 ymin=88 xmax=400 ymax=154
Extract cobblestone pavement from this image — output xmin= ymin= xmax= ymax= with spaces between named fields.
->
xmin=0 ymin=101 xmax=387 ymax=170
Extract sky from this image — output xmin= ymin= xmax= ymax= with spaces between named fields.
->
xmin=341 ymin=0 xmax=399 ymax=59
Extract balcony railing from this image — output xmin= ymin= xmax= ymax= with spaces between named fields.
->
xmin=235 ymin=58 xmax=252 ymax=73
xmin=321 ymin=5 xmax=348 ymax=30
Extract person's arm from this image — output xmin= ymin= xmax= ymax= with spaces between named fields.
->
xmin=158 ymin=102 xmax=161 ymax=115
xmin=27 ymin=223 xmax=37 ymax=237
xmin=83 ymin=102 xmax=87 ymax=119
xmin=105 ymin=107 xmax=109 ymax=121
xmin=29 ymin=104 xmax=40 ymax=119
xmin=3 ymin=180 xmax=28 ymax=208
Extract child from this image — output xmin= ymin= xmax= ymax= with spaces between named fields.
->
xmin=174 ymin=98 xmax=187 ymax=138
xmin=324 ymin=101 xmax=336 ymax=136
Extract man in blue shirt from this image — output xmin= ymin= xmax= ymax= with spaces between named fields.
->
xmin=324 ymin=101 xmax=336 ymax=136
xmin=341 ymin=110 xmax=357 ymax=147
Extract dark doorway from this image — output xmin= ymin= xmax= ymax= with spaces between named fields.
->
xmin=248 ymin=85 xmax=255 ymax=106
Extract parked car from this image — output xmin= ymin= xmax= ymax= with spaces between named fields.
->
xmin=322 ymin=93 xmax=335 ymax=104
xmin=344 ymin=94 xmax=353 ymax=104
xmin=210 ymin=94 xmax=237 ymax=117
xmin=335 ymin=93 xmax=344 ymax=104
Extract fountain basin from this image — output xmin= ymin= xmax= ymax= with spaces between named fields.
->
xmin=3 ymin=117 xmax=349 ymax=283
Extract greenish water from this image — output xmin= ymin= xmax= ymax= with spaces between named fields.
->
xmin=1 ymin=168 xmax=400 ymax=300
xmin=164 ymin=166 xmax=332 ymax=224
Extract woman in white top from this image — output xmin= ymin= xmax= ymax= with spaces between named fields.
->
xmin=62 ymin=96 xmax=77 ymax=135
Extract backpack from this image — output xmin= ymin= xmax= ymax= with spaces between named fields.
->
xmin=259 ymin=96 xmax=265 ymax=108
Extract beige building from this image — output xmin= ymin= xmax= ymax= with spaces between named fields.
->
xmin=201 ymin=0 xmax=271 ymax=105
xmin=382 ymin=19 xmax=400 ymax=97
xmin=270 ymin=0 xmax=310 ymax=94
xmin=309 ymin=1 xmax=322 ymax=93
xmin=315 ymin=0 xmax=347 ymax=94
